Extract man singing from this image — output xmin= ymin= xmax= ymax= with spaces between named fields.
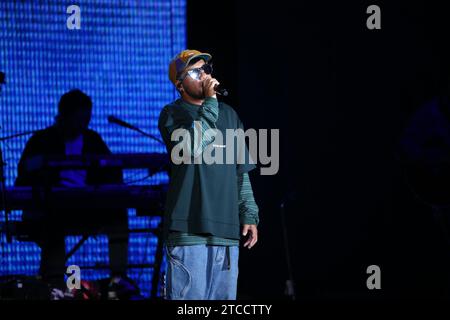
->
xmin=158 ymin=50 xmax=259 ymax=300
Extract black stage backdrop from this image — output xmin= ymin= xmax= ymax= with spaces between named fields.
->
xmin=188 ymin=0 xmax=450 ymax=299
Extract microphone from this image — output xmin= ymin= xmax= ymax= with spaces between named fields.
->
xmin=214 ymin=84 xmax=228 ymax=96
xmin=107 ymin=115 xmax=137 ymax=130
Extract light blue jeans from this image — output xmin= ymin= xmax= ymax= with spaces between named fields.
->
xmin=164 ymin=245 xmax=239 ymax=300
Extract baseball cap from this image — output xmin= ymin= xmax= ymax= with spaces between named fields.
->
xmin=168 ymin=49 xmax=212 ymax=85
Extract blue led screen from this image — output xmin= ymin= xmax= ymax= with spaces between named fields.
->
xmin=0 ymin=0 xmax=186 ymax=298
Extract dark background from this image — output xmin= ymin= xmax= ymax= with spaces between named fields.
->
xmin=188 ymin=0 xmax=450 ymax=299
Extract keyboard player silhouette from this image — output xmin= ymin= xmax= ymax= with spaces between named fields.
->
xmin=15 ymin=89 xmax=128 ymax=289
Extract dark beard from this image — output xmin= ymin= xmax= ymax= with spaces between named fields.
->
xmin=184 ymin=86 xmax=205 ymax=100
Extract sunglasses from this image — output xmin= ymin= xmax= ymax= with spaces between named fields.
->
xmin=178 ymin=63 xmax=213 ymax=81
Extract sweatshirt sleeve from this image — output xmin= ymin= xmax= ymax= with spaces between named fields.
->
xmin=237 ymin=172 xmax=259 ymax=225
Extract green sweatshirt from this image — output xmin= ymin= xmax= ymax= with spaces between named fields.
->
xmin=158 ymin=97 xmax=259 ymax=247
